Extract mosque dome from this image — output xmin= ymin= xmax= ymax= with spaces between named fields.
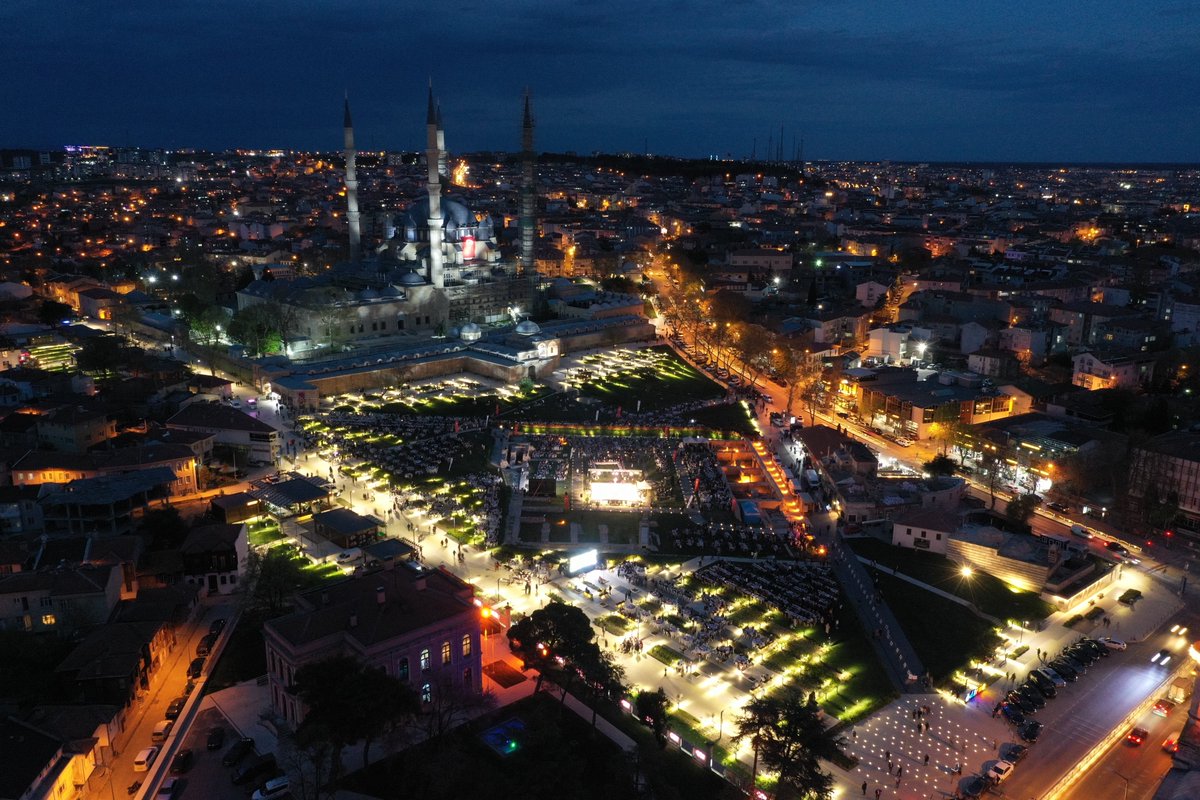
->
xmin=398 ymin=270 xmax=426 ymax=286
xmin=358 ymin=287 xmax=380 ymax=300
xmin=382 ymin=285 xmax=405 ymax=298
xmin=460 ymin=322 xmax=482 ymax=342
xmin=401 ymin=195 xmax=476 ymax=242
xmin=515 ymin=320 xmax=541 ymax=336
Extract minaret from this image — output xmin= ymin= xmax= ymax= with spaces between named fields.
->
xmin=519 ymin=91 xmax=536 ymax=274
xmin=343 ymin=94 xmax=362 ymax=263
xmin=436 ymin=103 xmax=448 ymax=181
xmin=425 ymin=84 xmax=445 ymax=288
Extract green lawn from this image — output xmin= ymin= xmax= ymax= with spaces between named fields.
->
xmin=847 ymin=537 xmax=1054 ymax=622
xmin=685 ymin=402 xmax=759 ymax=436
xmin=650 ymin=644 xmax=686 ymax=666
xmin=868 ymin=569 xmax=1002 ymax=684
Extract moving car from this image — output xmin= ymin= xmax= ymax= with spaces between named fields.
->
xmin=986 ymin=760 xmax=1015 ymax=783
xmin=1127 ymin=726 xmax=1149 ymax=746
xmin=1099 ymin=637 xmax=1127 ymax=651
xmin=133 ymin=747 xmax=159 ymax=772
xmin=1047 ymin=501 xmax=1070 ymax=513
xmin=1153 ymin=698 xmax=1177 ymax=717
xmin=222 ymin=737 xmax=256 ymax=767
xmin=1163 ymin=734 xmax=1180 ymax=754
xmin=1151 ymin=648 xmax=1173 ymax=666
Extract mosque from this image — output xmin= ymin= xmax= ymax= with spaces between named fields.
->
xmin=245 ymin=86 xmax=656 ymax=410
xmin=237 ymin=86 xmax=539 ymax=352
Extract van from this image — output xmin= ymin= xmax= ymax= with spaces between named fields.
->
xmin=252 ymin=776 xmax=291 ymax=800
xmin=1070 ymin=524 xmax=1092 ymax=539
xmin=133 ymin=746 xmax=159 ymax=772
xmin=151 ymin=719 xmax=174 ymax=743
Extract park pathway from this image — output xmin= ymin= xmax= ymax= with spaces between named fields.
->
xmin=825 ymin=531 xmax=928 ymax=694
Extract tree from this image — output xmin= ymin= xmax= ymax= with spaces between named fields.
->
xmin=242 ymin=547 xmax=307 ymax=615
xmin=507 ymin=601 xmax=597 ymax=693
xmin=74 ymin=335 xmax=128 ymax=378
xmin=137 ymin=506 xmax=187 ymax=549
xmin=733 ymin=689 xmax=839 ymax=800
xmin=293 ymin=655 xmax=419 ymax=777
xmin=923 ymin=454 xmax=958 ymax=477
xmin=634 ymin=687 xmax=669 ymax=746
xmin=315 ymin=297 xmax=353 ymax=350
xmin=1006 ymin=494 xmax=1040 ymax=529
xmin=38 ymin=300 xmax=73 ymax=326
xmin=228 ymin=303 xmax=283 ymax=357
xmin=412 ymin=670 xmax=496 ymax=742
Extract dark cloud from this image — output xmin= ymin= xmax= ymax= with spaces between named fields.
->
xmin=0 ymin=0 xmax=1197 ymax=160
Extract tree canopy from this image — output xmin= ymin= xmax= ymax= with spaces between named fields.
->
xmin=734 ymin=689 xmax=840 ymax=800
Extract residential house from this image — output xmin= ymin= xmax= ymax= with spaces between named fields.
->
xmin=180 ymin=523 xmax=247 ymax=596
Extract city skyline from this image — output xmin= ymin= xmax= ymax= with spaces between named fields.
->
xmin=3 ymin=0 xmax=1199 ymax=162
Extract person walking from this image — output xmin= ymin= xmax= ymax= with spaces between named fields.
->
xmin=923 ymin=753 xmax=929 ymax=765
xmin=874 ymin=789 xmax=882 ymax=800
xmin=861 ymin=781 xmax=868 ymax=795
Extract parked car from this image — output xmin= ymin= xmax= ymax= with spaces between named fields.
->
xmin=155 ymin=777 xmax=179 ymax=799
xmin=187 ymin=657 xmax=205 ymax=679
xmin=1000 ymin=703 xmax=1026 ymax=725
xmin=169 ymin=748 xmax=193 ymax=774
xmin=1099 ymin=637 xmax=1127 ymax=651
xmin=1026 ymin=673 xmax=1058 ymax=698
xmin=1048 ymin=659 xmax=1079 ymax=681
xmin=222 ymin=737 xmax=256 ymax=767
xmin=207 ymin=726 xmax=226 ymax=751
xmin=196 ymin=633 xmax=217 ymax=656
xmin=1056 ymin=653 xmax=1088 ymax=673
xmin=252 ymin=776 xmax=291 ymax=800
xmin=165 ymin=696 xmax=186 ymax=720
xmin=1127 ymin=726 xmax=1149 ymax=746
xmin=1065 ymin=645 xmax=1098 ymax=666
xmin=1037 ymin=667 xmax=1069 ymax=687
xmin=1018 ymin=720 xmax=1044 ymax=742
xmin=232 ymin=754 xmax=277 ymax=785
xmin=133 ymin=747 xmax=159 ymax=772
xmin=961 ymin=775 xmax=989 ymax=798
xmin=209 ymin=617 xmax=227 ymax=635
xmin=986 ymin=760 xmax=1015 ymax=783
xmin=1002 ymin=744 xmax=1029 ymax=762
xmin=1015 ymin=684 xmax=1046 ymax=709
xmin=1078 ymin=638 xmax=1109 ymax=657
xmin=1005 ymin=692 xmax=1036 ymax=715
xmin=151 ymin=719 xmax=174 ymax=744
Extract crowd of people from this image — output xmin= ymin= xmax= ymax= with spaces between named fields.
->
xmin=697 ymin=560 xmax=841 ymax=628
xmin=654 ymin=520 xmax=795 ymax=558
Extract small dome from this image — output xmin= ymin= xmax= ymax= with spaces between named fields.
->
xmin=515 ymin=320 xmax=541 ymax=336
xmin=382 ymin=285 xmax=405 ymax=298
xmin=398 ymin=270 xmax=425 ymax=286
xmin=358 ymin=287 xmax=379 ymax=300
xmin=460 ymin=322 xmax=482 ymax=342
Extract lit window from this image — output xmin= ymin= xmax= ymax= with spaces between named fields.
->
xmin=420 ymin=649 xmax=430 ymax=672
xmin=461 ymin=634 xmax=472 ymax=658
xmin=421 ymin=683 xmax=432 ymax=704
xmin=41 ymin=614 xmax=56 ymax=626
xmin=441 ymin=641 xmax=451 ymax=665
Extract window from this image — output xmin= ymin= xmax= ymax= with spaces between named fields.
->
xmin=463 ymin=667 xmax=472 ymax=686
xmin=41 ymin=613 xmax=56 ymax=626
xmin=920 ymin=531 xmax=927 ymax=539
xmin=420 ymin=648 xmax=430 ymax=672
xmin=421 ymin=683 xmax=432 ymax=704
xmin=462 ymin=634 xmax=472 ymax=658
xmin=441 ymin=641 xmax=451 ymax=665
xmin=40 ymin=596 xmax=52 ymax=608
xmin=397 ymin=658 xmax=409 ymax=681
xmin=906 ymin=528 xmax=912 ymax=536
xmin=935 ymin=533 xmax=942 ymax=540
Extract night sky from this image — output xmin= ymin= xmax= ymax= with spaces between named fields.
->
xmin=3 ymin=0 xmax=1198 ymax=162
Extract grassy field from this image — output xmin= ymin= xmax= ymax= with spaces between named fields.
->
xmin=868 ymin=569 xmax=1002 ymax=684
xmin=847 ymin=537 xmax=1053 ymax=622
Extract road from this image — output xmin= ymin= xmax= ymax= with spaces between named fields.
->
xmin=91 ymin=603 xmax=232 ymax=800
